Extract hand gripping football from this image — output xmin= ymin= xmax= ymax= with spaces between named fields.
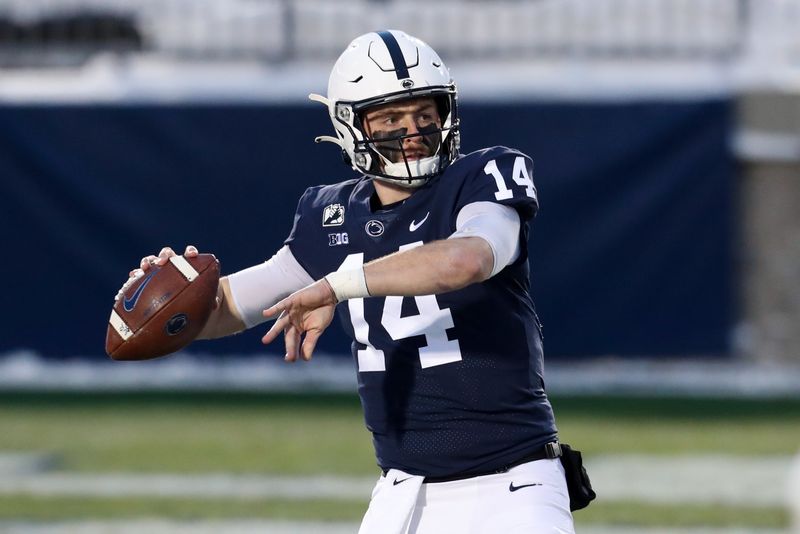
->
xmin=106 ymin=254 xmax=220 ymax=361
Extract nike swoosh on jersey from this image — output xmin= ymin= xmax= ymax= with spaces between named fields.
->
xmin=393 ymin=477 xmax=414 ymax=486
xmin=123 ymin=271 xmax=157 ymax=312
xmin=508 ymin=482 xmax=542 ymax=492
xmin=409 ymin=212 xmax=430 ymax=232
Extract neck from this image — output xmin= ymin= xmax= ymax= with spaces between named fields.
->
xmin=373 ymin=179 xmax=414 ymax=207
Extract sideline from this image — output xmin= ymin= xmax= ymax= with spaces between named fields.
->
xmin=2 ymin=352 xmax=800 ymax=397
xmin=0 ymin=520 xmax=786 ymax=534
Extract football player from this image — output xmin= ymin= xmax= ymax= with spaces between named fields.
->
xmin=137 ymin=30 xmax=575 ymax=533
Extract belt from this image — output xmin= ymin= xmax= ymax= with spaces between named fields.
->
xmin=381 ymin=441 xmax=562 ymax=485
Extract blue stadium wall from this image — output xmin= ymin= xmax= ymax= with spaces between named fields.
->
xmin=0 ymin=100 xmax=735 ymax=360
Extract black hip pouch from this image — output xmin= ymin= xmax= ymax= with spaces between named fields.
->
xmin=558 ymin=443 xmax=597 ymax=511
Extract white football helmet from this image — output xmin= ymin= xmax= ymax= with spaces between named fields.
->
xmin=310 ymin=30 xmax=460 ymax=188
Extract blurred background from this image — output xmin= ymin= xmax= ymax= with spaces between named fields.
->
xmin=1 ymin=0 xmax=799 ymax=532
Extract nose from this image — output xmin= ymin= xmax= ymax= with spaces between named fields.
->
xmin=402 ymin=117 xmax=421 ymax=143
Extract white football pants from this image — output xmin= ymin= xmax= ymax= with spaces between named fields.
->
xmin=359 ymin=458 xmax=575 ymax=534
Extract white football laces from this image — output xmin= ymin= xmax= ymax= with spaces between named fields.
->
xmin=114 ymin=268 xmax=146 ymax=302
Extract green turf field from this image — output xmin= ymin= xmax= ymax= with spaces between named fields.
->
xmin=0 ymin=392 xmax=797 ymax=529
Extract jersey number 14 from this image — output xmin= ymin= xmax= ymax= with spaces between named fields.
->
xmin=339 ymin=243 xmax=462 ymax=373
xmin=484 ymin=156 xmax=536 ymax=200
xmin=338 ymin=156 xmax=532 ymax=372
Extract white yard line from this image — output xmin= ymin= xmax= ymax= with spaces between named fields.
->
xmin=0 ymin=520 xmax=360 ymax=534
xmin=589 ymin=454 xmax=794 ymax=507
xmin=0 ymin=473 xmax=374 ymax=501
xmin=578 ymin=528 xmax=785 ymax=534
xmin=0 ymin=455 xmax=794 ymax=507
xmin=4 ymin=352 xmax=800 ymax=397
xmin=0 ymin=453 xmax=58 ymax=475
xmin=0 ymin=520 xmax=786 ymax=534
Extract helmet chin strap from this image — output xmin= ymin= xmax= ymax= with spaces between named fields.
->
xmin=370 ymin=139 xmax=442 ymax=187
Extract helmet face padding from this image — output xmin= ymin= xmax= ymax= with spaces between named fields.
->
xmin=311 ymin=30 xmax=460 ymax=188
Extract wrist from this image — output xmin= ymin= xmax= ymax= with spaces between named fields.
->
xmin=324 ymin=268 xmax=370 ymax=302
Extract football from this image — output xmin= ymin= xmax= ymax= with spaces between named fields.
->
xmin=106 ymin=254 xmax=220 ymax=361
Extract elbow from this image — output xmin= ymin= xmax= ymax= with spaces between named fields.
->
xmin=446 ymin=244 xmax=493 ymax=288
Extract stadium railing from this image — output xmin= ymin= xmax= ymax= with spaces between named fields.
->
xmin=0 ymin=0 xmax=797 ymax=66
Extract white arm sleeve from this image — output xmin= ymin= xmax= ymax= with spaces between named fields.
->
xmin=448 ymin=201 xmax=521 ymax=277
xmin=226 ymin=245 xmax=315 ymax=328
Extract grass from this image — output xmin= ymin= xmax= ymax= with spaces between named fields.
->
xmin=576 ymin=501 xmax=788 ymax=530
xmin=3 ymin=393 xmax=798 ymax=472
xmin=0 ymin=392 xmax=798 ymax=527
xmin=0 ymin=495 xmax=367 ymax=521
xmin=0 ymin=392 xmax=375 ymax=475
xmin=0 ymin=496 xmax=787 ymax=528
xmin=552 ymin=395 xmax=800 ymax=456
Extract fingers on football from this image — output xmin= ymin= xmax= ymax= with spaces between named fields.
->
xmin=184 ymin=245 xmax=198 ymax=257
xmin=140 ymin=255 xmax=158 ymax=271
xmin=157 ymin=246 xmax=176 ymax=265
xmin=139 ymin=246 xmax=175 ymax=271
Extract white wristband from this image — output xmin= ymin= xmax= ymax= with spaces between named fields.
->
xmin=324 ymin=268 xmax=370 ymax=302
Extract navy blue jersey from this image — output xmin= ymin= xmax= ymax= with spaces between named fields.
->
xmin=286 ymin=146 xmax=557 ymax=477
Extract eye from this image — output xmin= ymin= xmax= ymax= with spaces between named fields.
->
xmin=418 ymin=113 xmax=436 ymax=126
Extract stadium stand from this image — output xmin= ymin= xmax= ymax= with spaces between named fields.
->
xmin=0 ymin=0 xmax=795 ymax=63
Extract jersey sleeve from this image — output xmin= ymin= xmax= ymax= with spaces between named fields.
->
xmin=283 ymin=187 xmax=318 ymax=278
xmin=227 ymin=245 xmax=314 ymax=328
xmin=455 ymin=146 xmax=539 ymax=222
xmin=449 ymin=202 xmax=521 ymax=277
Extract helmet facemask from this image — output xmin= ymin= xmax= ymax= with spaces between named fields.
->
xmin=311 ymin=30 xmax=461 ymax=187
xmin=350 ymin=90 xmax=459 ymax=188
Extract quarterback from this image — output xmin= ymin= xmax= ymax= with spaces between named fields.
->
xmin=137 ymin=30 xmax=576 ymax=533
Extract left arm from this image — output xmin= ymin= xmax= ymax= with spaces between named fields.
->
xmin=262 ymin=202 xmax=521 ymax=361
xmin=365 ymin=236 xmax=493 ymax=296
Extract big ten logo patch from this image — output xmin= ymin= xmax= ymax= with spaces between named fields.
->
xmin=329 ymin=232 xmax=349 ymax=246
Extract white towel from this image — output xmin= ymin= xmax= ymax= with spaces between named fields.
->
xmin=358 ymin=469 xmax=424 ymax=534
